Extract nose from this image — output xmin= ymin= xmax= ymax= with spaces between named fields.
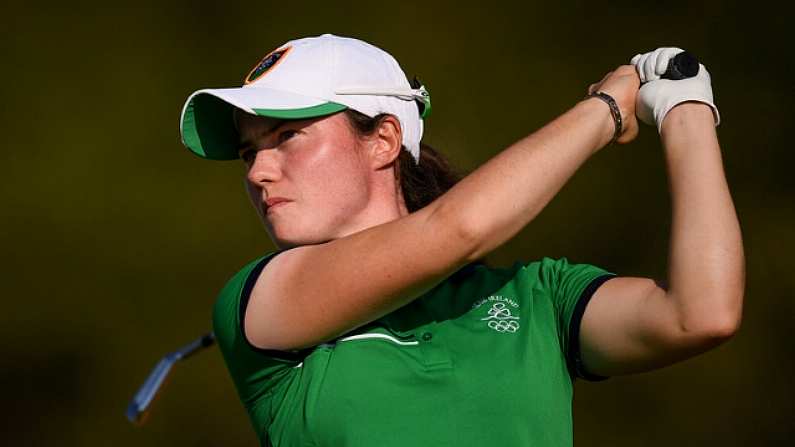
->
xmin=246 ymin=149 xmax=281 ymax=186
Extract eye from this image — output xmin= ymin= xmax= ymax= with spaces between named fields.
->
xmin=239 ymin=148 xmax=256 ymax=163
xmin=278 ymin=129 xmax=298 ymax=144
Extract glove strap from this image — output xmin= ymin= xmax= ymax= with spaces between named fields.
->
xmin=587 ymin=91 xmax=622 ymax=144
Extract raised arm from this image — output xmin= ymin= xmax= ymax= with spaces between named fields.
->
xmin=245 ymin=67 xmax=641 ymax=351
xmin=579 ymin=53 xmax=745 ymax=376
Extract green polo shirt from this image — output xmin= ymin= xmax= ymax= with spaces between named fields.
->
xmin=213 ymin=252 xmax=615 ymax=447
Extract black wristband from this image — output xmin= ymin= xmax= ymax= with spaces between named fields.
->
xmin=587 ymin=91 xmax=623 ymax=145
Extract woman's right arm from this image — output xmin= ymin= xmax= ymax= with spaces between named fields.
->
xmin=245 ymin=66 xmax=641 ymax=351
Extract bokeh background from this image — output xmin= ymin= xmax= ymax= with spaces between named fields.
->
xmin=2 ymin=0 xmax=793 ymax=445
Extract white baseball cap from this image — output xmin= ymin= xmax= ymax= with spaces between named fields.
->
xmin=179 ymin=33 xmax=430 ymax=162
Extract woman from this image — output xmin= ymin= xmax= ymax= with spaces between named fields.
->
xmin=179 ymin=34 xmax=744 ymax=446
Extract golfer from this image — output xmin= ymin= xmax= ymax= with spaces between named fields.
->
xmin=179 ymin=34 xmax=744 ymax=446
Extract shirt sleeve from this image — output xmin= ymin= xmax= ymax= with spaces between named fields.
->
xmin=212 ymin=251 xmax=309 ymax=410
xmin=537 ymin=256 xmax=616 ymax=381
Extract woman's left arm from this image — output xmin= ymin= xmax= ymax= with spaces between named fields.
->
xmin=579 ymin=102 xmax=745 ymax=376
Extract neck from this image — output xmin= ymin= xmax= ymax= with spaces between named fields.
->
xmin=335 ymin=167 xmax=408 ymax=238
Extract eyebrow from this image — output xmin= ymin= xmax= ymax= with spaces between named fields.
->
xmin=236 ymin=119 xmax=289 ymax=152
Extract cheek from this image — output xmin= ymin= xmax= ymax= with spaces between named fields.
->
xmin=286 ymin=135 xmax=369 ymax=212
xmin=289 ymin=134 xmax=365 ymax=184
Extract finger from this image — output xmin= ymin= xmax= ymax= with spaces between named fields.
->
xmin=630 ymin=53 xmax=643 ymax=66
xmin=644 ymin=49 xmax=662 ymax=82
xmin=631 ymin=58 xmax=644 ymax=82
xmin=635 ymin=53 xmax=650 ymax=82
xmin=655 ymin=47 xmax=683 ymax=76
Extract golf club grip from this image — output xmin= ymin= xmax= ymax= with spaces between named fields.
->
xmin=662 ymin=51 xmax=700 ymax=80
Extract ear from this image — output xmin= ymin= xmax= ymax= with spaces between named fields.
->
xmin=366 ymin=115 xmax=403 ymax=170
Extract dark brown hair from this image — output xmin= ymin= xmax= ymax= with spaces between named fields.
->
xmin=343 ymin=109 xmax=463 ymax=212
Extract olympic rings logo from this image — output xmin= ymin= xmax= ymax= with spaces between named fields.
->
xmin=480 ymin=302 xmax=521 ymax=333
xmin=488 ymin=319 xmax=520 ymax=332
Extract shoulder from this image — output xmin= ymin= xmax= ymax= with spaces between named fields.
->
xmin=436 ymin=257 xmax=570 ymax=291
xmin=435 ymin=256 xmax=612 ymax=290
xmin=520 ymin=256 xmax=613 ymax=285
xmin=212 ymin=252 xmax=280 ymax=336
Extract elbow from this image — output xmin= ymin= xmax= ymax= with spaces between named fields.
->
xmin=690 ymin=315 xmax=741 ymax=345
xmin=426 ymin=199 xmax=485 ymax=263
xmin=456 ymin=217 xmax=488 ymax=262
xmin=679 ymin=299 xmax=743 ymax=348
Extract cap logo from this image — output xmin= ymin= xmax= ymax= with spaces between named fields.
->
xmin=244 ymin=46 xmax=291 ymax=84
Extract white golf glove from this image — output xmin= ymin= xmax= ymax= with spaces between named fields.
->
xmin=631 ymin=47 xmax=720 ymax=133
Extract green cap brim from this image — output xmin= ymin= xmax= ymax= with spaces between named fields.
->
xmin=180 ymin=93 xmax=348 ymax=160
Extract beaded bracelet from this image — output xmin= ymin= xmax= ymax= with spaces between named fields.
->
xmin=587 ymin=91 xmax=623 ymax=145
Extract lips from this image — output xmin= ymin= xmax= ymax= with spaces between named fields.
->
xmin=265 ymin=197 xmax=291 ymax=211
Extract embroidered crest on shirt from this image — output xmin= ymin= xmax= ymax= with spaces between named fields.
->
xmin=473 ymin=295 xmax=521 ymax=333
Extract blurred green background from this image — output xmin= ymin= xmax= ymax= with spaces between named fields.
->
xmin=2 ymin=0 xmax=792 ymax=445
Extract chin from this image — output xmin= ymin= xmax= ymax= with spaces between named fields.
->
xmin=267 ymin=226 xmax=331 ymax=249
